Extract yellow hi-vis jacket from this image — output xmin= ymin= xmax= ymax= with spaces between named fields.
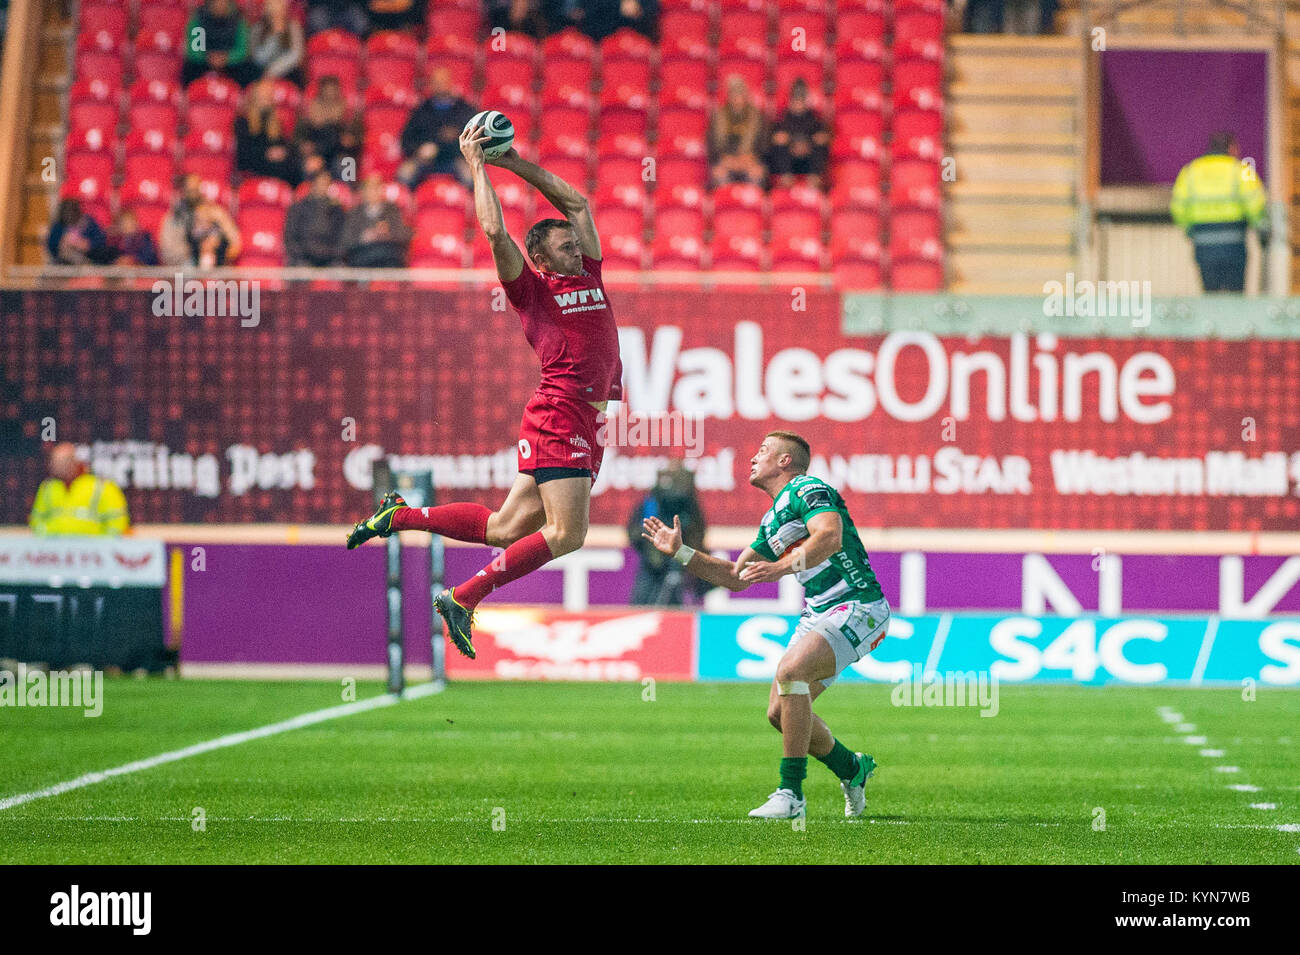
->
xmin=29 ymin=473 xmax=131 ymax=536
xmin=1170 ymin=153 xmax=1268 ymax=240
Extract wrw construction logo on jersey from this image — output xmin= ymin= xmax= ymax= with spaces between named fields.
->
xmin=553 ymin=288 xmax=607 ymax=313
xmin=448 ymin=609 xmax=693 ymax=681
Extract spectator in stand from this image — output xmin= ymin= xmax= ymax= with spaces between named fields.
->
xmin=580 ymin=0 xmax=659 ymax=42
xmin=364 ymin=0 xmax=423 ymax=33
xmin=767 ymin=78 xmax=829 ymax=189
xmin=294 ymin=75 xmax=361 ymax=181
xmin=237 ymin=78 xmax=301 ymax=185
xmin=627 ymin=461 xmax=707 ymax=606
xmin=249 ymin=0 xmax=305 ymax=86
xmin=340 ymin=173 xmax=412 ymax=267
xmin=285 ymin=169 xmax=346 ymax=265
xmin=106 ymin=210 xmax=160 ymax=266
xmin=182 ymin=0 xmax=258 ymax=87
xmin=159 ymin=174 xmax=204 ymax=266
xmin=710 ymin=74 xmax=767 ymax=188
xmin=486 ymin=0 xmax=547 ymax=37
xmin=541 ymin=0 xmax=585 ymax=33
xmin=305 ymin=0 xmax=368 ymax=36
xmin=397 ymin=67 xmax=476 ymax=190
xmin=46 ymin=198 xmax=112 ymax=265
xmin=30 ymin=443 xmax=130 ymax=537
xmin=190 ymin=195 xmax=243 ymax=268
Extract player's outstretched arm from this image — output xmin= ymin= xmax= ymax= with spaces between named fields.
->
xmin=462 ymin=125 xmax=525 ymax=283
xmin=642 ymin=515 xmax=753 ymax=592
xmin=737 ymin=512 xmax=843 ymax=584
xmin=491 ymin=149 xmax=601 ymax=260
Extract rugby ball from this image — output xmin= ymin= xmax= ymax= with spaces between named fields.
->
xmin=465 ymin=110 xmax=515 ymax=160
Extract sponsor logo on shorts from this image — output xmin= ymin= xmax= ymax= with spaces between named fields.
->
xmin=570 ymin=435 xmax=591 ymax=451
xmin=518 ymin=439 xmax=531 ymax=459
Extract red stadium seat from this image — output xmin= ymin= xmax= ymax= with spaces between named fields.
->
xmin=413 ymin=205 xmax=468 ymax=238
xmin=833 ymin=258 xmax=883 ymax=289
xmin=127 ymin=100 xmax=179 ymax=137
xmin=486 ymin=169 xmax=535 ymax=215
xmin=183 ymin=125 xmax=233 ymax=156
xmin=124 ymin=126 xmax=176 ymax=157
xmin=187 ymin=73 xmax=242 ymax=106
xmin=484 ymin=56 xmax=537 ymax=92
xmin=710 ymin=233 xmax=766 ymax=270
xmin=893 ymin=11 xmax=946 ymax=52
xmin=654 ymin=157 xmax=708 ymax=194
xmin=181 ymin=154 xmax=233 ymax=191
xmin=651 ymin=232 xmax=705 ymax=270
xmin=119 ymin=172 xmax=172 ymax=209
xmin=363 ymin=105 xmax=413 ymax=178
xmin=598 ymin=132 xmax=649 ymax=162
xmin=830 ymin=210 xmax=883 ymax=261
xmin=771 ymin=235 xmax=827 ymax=271
xmin=132 ymin=50 xmax=182 ymax=86
xmin=830 ymin=159 xmax=883 ymax=209
xmin=712 ymin=205 xmax=763 ymax=242
xmin=718 ymin=12 xmax=771 ymax=51
xmin=600 ymin=61 xmax=653 ymax=111
xmin=775 ymin=11 xmax=829 ymax=58
xmin=74 ymin=49 xmax=124 ymax=91
xmin=68 ymin=100 xmax=119 ymax=138
xmin=307 ymin=28 xmax=362 ymax=58
xmin=123 ymin=153 xmax=176 ymax=189
xmin=365 ymin=82 xmax=420 ymax=108
xmin=64 ymin=152 xmax=114 ymax=195
xmin=367 ymin=56 xmax=417 ymax=91
xmin=660 ymin=32 xmax=713 ymax=66
xmin=653 ymin=203 xmax=705 ymax=241
xmin=79 ymin=1 xmax=128 ymax=50
xmin=596 ymin=108 xmax=648 ymax=138
xmin=888 ymin=209 xmax=943 ymax=263
xmin=539 ymin=77 xmax=595 ymax=112
xmin=540 ymin=156 xmax=590 ymax=189
xmin=889 ymin=158 xmax=942 ymax=211
xmin=712 ymin=181 xmax=766 ymax=212
xmin=889 ymin=259 xmax=944 ymax=291
xmin=836 ymin=8 xmax=887 ymax=45
xmin=410 ymin=228 xmax=468 ymax=268
xmin=381 ymin=181 xmax=415 ymax=216
xmin=660 ymin=9 xmax=711 ymax=44
xmin=594 ymin=204 xmax=644 ymax=240
xmin=136 ymin=4 xmax=190 ymax=54
xmin=69 ymin=77 xmax=118 ymax=106
xmin=832 ymin=109 xmax=884 ymax=162
xmin=237 ymin=207 xmax=287 ymax=264
xmin=603 ymin=231 xmax=646 ymax=269
xmin=834 ymin=60 xmax=886 ymax=112
xmin=65 ymin=124 xmax=116 ymax=163
xmin=658 ymin=61 xmax=711 ymax=111
xmin=599 ymin=28 xmax=655 ymax=64
xmin=593 ymin=179 xmax=650 ymax=213
xmin=485 ymin=30 xmax=538 ymax=64
xmin=291 ymin=177 xmax=355 ymax=208
xmin=542 ymin=28 xmax=596 ymax=62
xmin=127 ymin=77 xmax=181 ymax=107
xmin=656 ymin=108 xmax=708 ymax=160
xmin=771 ymin=207 xmax=822 ymax=242
xmin=309 ymin=55 xmax=361 ymax=98
xmin=770 ymin=181 xmax=827 ymax=215
xmin=538 ymin=106 xmax=592 ymax=143
xmin=542 ymin=57 xmax=594 ymax=95
xmin=366 ymin=30 xmax=419 ymax=62
xmin=891 ymin=109 xmax=944 ymax=162
xmin=414 ymin=174 xmax=471 ymax=212
xmin=714 ymin=59 xmax=769 ymax=110
xmin=237 ymin=176 xmax=294 ymax=210
xmin=537 ymin=128 xmax=590 ymax=160
xmin=429 ymin=8 xmax=483 ymax=44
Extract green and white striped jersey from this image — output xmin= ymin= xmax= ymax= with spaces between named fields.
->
xmin=749 ymin=475 xmax=884 ymax=612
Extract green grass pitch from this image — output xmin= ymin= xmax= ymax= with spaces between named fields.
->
xmin=1 ymin=679 xmax=1296 ymax=863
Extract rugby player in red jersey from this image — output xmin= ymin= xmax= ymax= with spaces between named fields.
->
xmin=346 ymin=122 xmax=623 ymax=661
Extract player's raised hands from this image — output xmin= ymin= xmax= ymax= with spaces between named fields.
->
xmin=641 ymin=514 xmax=682 ymax=555
xmin=459 ymin=123 xmax=490 ymax=164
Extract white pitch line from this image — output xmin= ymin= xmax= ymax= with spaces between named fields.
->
xmin=1183 ymin=735 xmax=1208 ymax=745
xmin=1190 ymin=617 xmax=1218 ymax=686
xmin=1250 ymin=803 xmax=1278 ymax=811
xmin=1175 ymin=723 xmax=1197 ymax=733
xmin=1228 ymin=784 xmax=1262 ymax=793
xmin=922 ymin=613 xmax=952 ymax=678
xmin=0 ymin=683 xmax=440 ymax=813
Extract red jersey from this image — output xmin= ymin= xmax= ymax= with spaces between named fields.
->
xmin=500 ymin=253 xmax=624 ymax=402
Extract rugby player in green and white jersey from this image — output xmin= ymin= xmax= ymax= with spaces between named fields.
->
xmin=642 ymin=431 xmax=890 ymax=820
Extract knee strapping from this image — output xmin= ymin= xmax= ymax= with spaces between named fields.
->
xmin=777 ymin=680 xmax=810 ymax=696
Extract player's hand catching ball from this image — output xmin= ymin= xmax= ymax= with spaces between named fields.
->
xmin=738 ymin=559 xmax=784 ymax=584
xmin=641 ymin=514 xmax=682 ymax=556
xmin=459 ymin=123 xmax=489 ymax=165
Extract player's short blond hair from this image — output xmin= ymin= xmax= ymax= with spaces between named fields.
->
xmin=765 ymin=430 xmax=811 ymax=472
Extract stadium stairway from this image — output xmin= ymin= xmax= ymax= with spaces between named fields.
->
xmin=17 ymin=0 xmax=72 ymax=265
xmin=944 ymin=34 xmax=1082 ymax=294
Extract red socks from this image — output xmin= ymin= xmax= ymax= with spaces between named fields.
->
xmin=390 ymin=502 xmax=490 ymax=543
xmin=453 ymin=531 xmax=556 ymax=608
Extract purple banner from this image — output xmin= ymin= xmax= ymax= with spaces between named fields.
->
xmin=1100 ymin=49 xmax=1268 ymax=185
xmin=174 ymin=543 xmax=1300 ymax=663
